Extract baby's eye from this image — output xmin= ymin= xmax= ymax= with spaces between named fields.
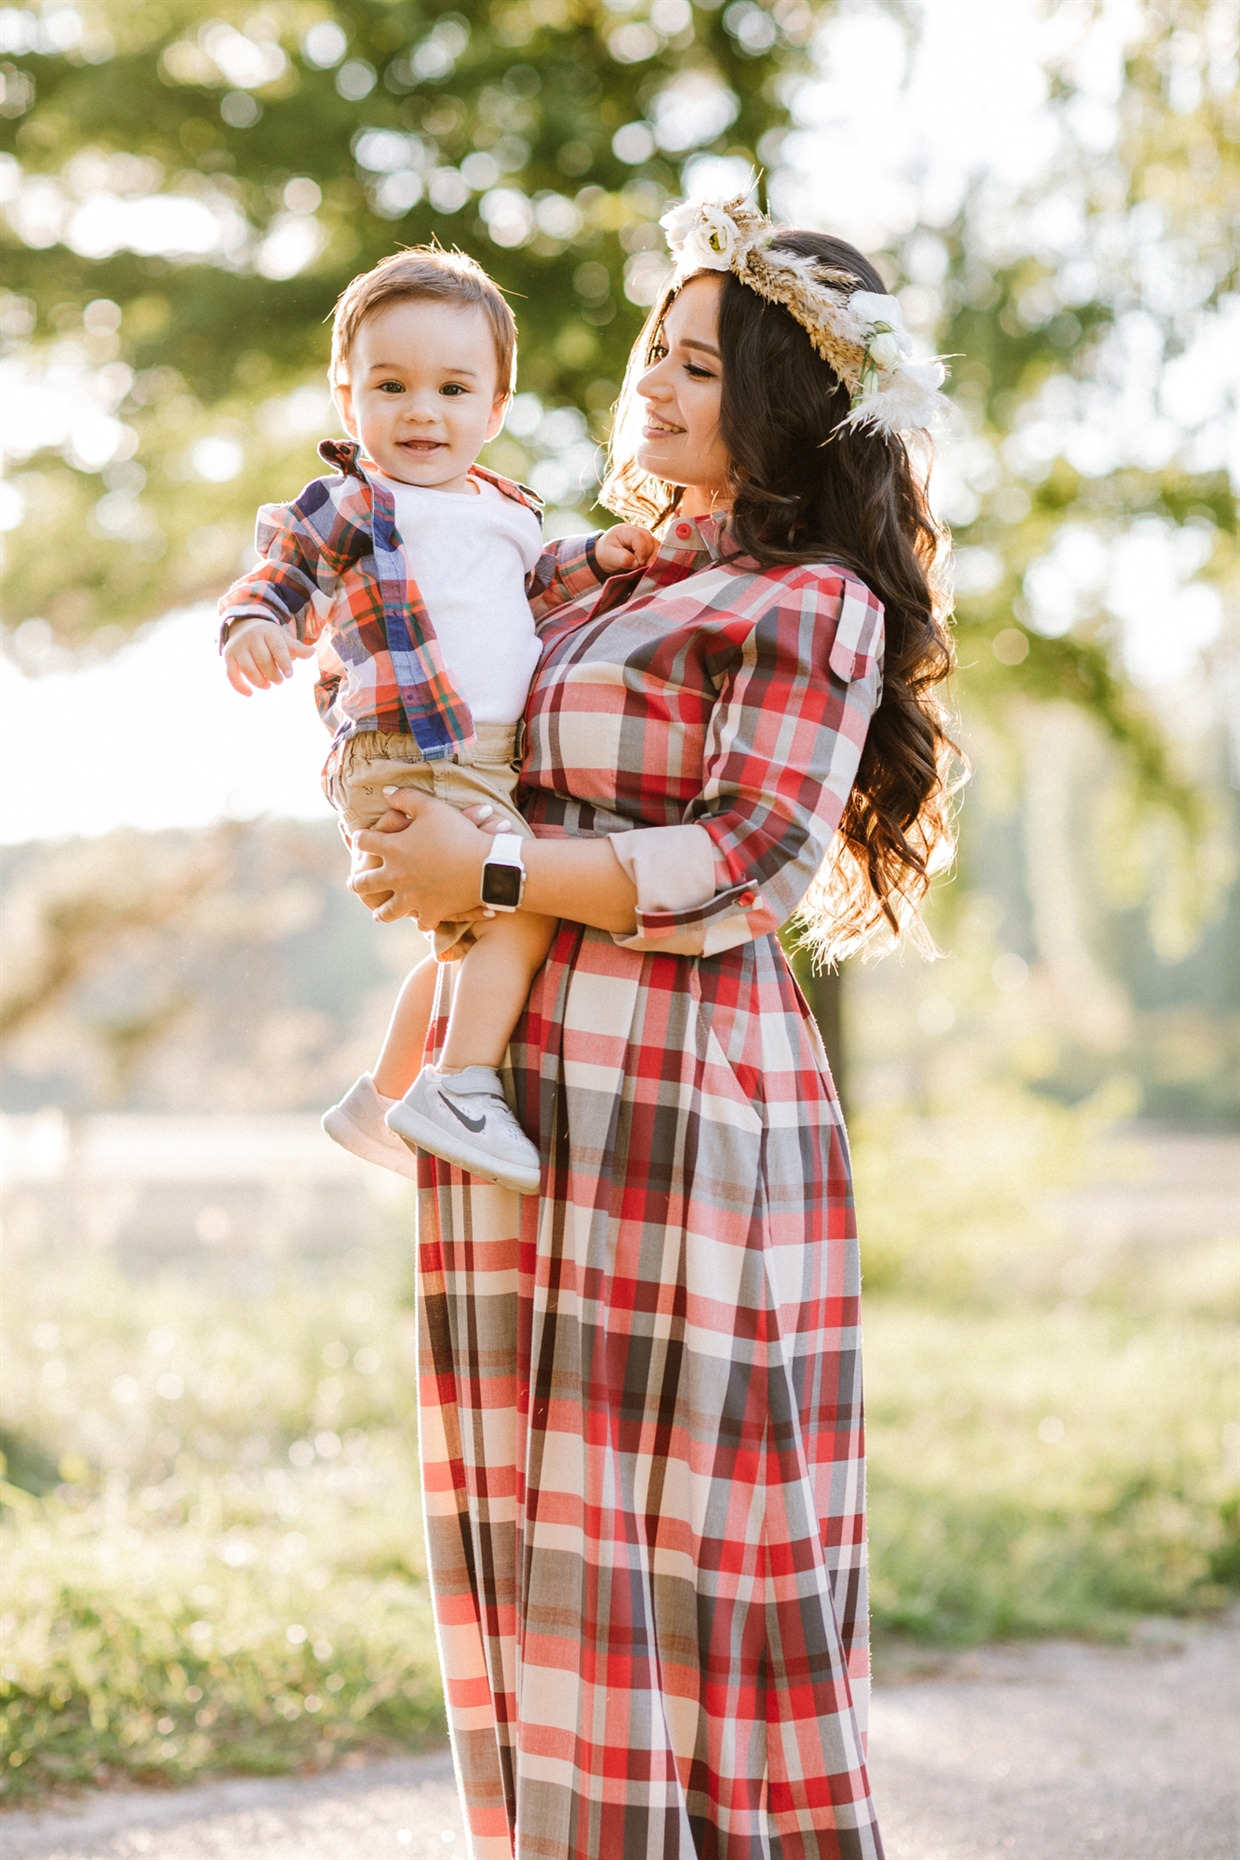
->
xmin=377 ymin=380 xmax=405 ymax=394
xmin=440 ymin=383 xmax=468 ymax=396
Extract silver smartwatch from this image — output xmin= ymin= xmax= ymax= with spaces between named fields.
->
xmin=479 ymin=833 xmax=527 ymax=912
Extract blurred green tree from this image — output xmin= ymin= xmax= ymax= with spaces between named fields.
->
xmin=930 ymin=0 xmax=1236 ymax=798
xmin=2 ymin=0 xmax=1231 ymax=748
xmin=1 ymin=0 xmax=817 ymax=639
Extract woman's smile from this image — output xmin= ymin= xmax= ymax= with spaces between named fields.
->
xmin=634 ymin=272 xmax=731 ymax=513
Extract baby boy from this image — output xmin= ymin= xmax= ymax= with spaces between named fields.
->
xmin=218 ymin=247 xmax=653 ymax=1193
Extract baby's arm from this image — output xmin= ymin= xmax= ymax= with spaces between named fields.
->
xmin=224 ymin=617 xmax=316 ymax=695
xmin=219 ymin=487 xmax=336 ymax=690
xmin=525 ymin=525 xmax=657 ymax=621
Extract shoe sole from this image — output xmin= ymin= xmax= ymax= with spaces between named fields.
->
xmin=384 ymin=1102 xmax=541 ymax=1195
xmin=322 ymin=1105 xmax=421 ymax=1181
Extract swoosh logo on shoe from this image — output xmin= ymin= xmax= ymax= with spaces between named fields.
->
xmin=440 ymin=1093 xmax=487 ymax=1134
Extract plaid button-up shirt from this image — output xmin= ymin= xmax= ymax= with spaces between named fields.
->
xmin=218 ymin=438 xmax=593 ymax=763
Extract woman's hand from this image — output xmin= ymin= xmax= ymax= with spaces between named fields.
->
xmin=349 ymin=794 xmax=639 ymax=937
xmin=460 ymin=803 xmax=508 ymax=836
xmin=349 ymin=789 xmax=491 ymax=927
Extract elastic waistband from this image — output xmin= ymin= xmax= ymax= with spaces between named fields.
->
xmin=340 ymin=721 xmax=523 ymax=768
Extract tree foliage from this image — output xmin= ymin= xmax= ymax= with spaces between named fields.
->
xmin=927 ymin=0 xmax=1236 ymax=793
xmin=0 ymin=0 xmax=1234 ymax=805
xmin=2 ymin=0 xmax=813 ymax=638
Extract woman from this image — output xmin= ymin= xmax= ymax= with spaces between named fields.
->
xmin=351 ymin=198 xmax=956 ymax=1860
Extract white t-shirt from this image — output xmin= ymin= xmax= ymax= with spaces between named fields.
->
xmin=380 ymin=474 xmax=543 ymax=726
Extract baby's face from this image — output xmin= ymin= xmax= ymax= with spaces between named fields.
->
xmin=336 ymin=298 xmax=507 ymax=494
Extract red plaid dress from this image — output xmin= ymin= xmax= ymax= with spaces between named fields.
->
xmin=417 ymin=512 xmax=886 ymax=1860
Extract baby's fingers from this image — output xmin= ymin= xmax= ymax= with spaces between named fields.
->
xmin=262 ymin=632 xmax=295 ymax=678
xmin=244 ymin=652 xmax=279 ymax=689
xmin=225 ymin=657 xmax=255 ymax=696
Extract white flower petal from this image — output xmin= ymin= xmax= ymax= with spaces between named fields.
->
xmin=850 ymin=290 xmax=906 ymax=331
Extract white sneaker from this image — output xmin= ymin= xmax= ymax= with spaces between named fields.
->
xmin=385 ymin=1065 xmax=541 ymax=1195
xmin=322 ymin=1075 xmax=421 ymax=1181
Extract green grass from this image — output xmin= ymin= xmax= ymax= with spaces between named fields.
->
xmin=865 ymin=1301 xmax=1238 ymax=1643
xmin=2 ymin=1105 xmax=1237 ymax=1802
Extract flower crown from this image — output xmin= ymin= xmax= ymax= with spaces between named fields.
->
xmin=659 ymin=195 xmax=951 ymax=437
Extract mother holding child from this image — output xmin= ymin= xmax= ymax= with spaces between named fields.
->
xmin=220 ymin=194 xmax=957 ymax=1860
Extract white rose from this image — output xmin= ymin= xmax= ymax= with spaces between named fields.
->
xmin=679 ymin=225 xmax=734 ymax=273
xmin=850 ymin=290 xmax=905 ymax=330
xmin=699 ymin=204 xmax=738 ymax=259
xmin=867 ymin=331 xmax=902 ymax=369
xmin=659 ymin=198 xmax=701 ymax=254
xmin=852 ymin=293 xmax=914 ymax=356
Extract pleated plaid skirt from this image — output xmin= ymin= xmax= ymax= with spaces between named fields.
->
xmin=413 ymin=521 xmax=884 ymax=1859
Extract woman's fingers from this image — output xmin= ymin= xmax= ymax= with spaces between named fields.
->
xmin=351 ymin=827 xmax=393 ymax=860
xmin=372 ymin=807 xmax=414 ymax=835
xmin=380 ymin=786 xmax=428 ymax=817
xmin=459 ymin=803 xmax=505 ymax=837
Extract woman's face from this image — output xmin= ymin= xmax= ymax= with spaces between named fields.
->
xmin=635 ymin=274 xmax=731 ymax=514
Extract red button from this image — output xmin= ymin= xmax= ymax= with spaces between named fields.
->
xmin=739 ymin=890 xmax=756 ymax=907
xmin=675 ymin=522 xmax=692 ymax=539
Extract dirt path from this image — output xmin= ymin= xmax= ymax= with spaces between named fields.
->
xmin=5 ymin=1621 xmax=1237 ymax=1860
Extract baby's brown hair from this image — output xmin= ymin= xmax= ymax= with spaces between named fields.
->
xmin=329 ymin=247 xmax=517 ymax=397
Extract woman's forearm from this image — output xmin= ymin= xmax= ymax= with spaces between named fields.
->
xmin=348 ymin=794 xmax=639 ymax=934
xmin=521 ymin=835 xmax=637 ymax=934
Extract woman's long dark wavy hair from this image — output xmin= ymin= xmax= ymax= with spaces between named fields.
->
xmin=601 ymin=229 xmax=960 ymax=963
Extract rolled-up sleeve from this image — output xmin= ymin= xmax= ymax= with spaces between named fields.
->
xmin=607 ymin=572 xmax=884 ymax=957
xmin=217 ymin=501 xmax=330 ymax=650
xmin=526 ymin=534 xmax=606 ymax=620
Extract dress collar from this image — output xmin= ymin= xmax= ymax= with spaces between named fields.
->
xmin=659 ymin=508 xmax=743 ymax=565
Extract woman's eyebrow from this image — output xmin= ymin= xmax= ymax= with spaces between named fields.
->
xmin=679 ymin=338 xmax=721 ymax=357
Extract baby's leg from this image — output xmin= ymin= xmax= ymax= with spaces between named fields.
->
xmin=372 ymin=956 xmax=438 ymax=1099
xmin=440 ymin=913 xmax=558 ymax=1072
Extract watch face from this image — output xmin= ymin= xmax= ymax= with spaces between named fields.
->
xmin=482 ymin=861 xmax=523 ymax=910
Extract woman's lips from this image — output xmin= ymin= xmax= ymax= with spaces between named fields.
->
xmin=641 ymin=422 xmax=684 ymax=438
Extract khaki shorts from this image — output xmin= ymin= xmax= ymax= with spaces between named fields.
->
xmin=328 ymin=726 xmax=532 ymax=958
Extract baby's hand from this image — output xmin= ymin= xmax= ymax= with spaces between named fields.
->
xmin=594 ymin=523 xmax=658 ymax=576
xmin=223 ymin=618 xmax=316 ymax=695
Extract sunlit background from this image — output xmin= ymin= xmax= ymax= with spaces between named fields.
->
xmin=0 ymin=0 xmax=1237 ymax=1808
